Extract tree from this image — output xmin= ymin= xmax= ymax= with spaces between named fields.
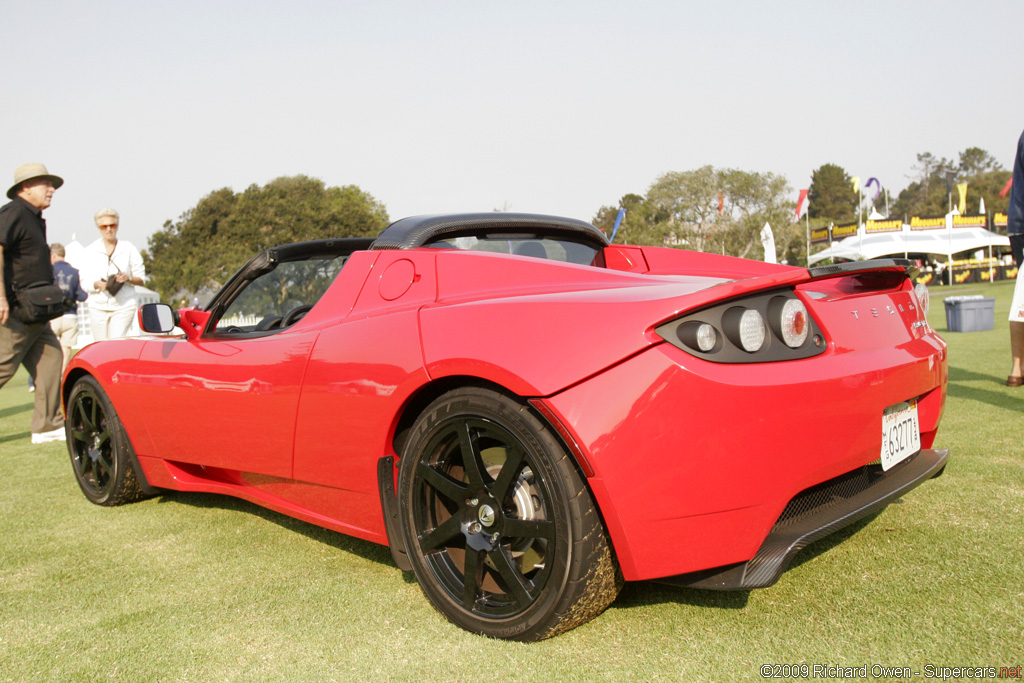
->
xmin=807 ymin=164 xmax=857 ymax=222
xmin=592 ymin=193 xmax=660 ymax=244
xmin=892 ymin=149 xmax=1007 ymax=219
xmin=144 ymin=175 xmax=389 ymax=303
xmin=646 ymin=166 xmax=723 ymax=251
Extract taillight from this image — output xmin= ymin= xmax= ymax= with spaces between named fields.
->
xmin=913 ymin=282 xmax=930 ymax=318
xmin=656 ymin=289 xmax=825 ymax=364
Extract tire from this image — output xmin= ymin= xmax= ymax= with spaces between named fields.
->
xmin=65 ymin=376 xmax=147 ymax=506
xmin=397 ymin=387 xmax=622 ymax=641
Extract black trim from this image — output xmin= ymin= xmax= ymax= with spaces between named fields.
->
xmin=657 ymin=448 xmax=949 ymax=590
xmin=808 ymin=258 xmax=915 ymax=279
xmin=377 ymin=455 xmax=411 ymax=571
xmin=202 ymin=238 xmax=375 ymax=335
xmin=370 ymin=213 xmax=609 ymax=251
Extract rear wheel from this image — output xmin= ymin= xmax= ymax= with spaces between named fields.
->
xmin=397 ymin=387 xmax=621 ymax=640
xmin=66 ymin=376 xmax=146 ymax=506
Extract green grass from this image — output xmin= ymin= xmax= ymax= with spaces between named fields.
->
xmin=1 ymin=281 xmax=1021 ymax=682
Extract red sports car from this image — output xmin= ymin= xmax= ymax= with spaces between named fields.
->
xmin=63 ymin=213 xmax=948 ymax=641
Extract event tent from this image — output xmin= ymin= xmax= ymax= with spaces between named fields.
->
xmin=808 ymin=225 xmax=1010 ymax=265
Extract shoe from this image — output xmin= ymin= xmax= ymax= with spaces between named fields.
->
xmin=31 ymin=428 xmax=65 ymax=444
xmin=1007 ymin=375 xmax=1024 ymax=387
xmin=28 ymin=385 xmax=35 ymax=393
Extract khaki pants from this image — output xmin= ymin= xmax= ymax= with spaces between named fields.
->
xmin=0 ymin=317 xmax=65 ymax=434
xmin=50 ymin=313 xmax=79 ymax=372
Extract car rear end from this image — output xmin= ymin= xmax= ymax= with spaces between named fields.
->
xmin=538 ymin=259 xmax=947 ymax=586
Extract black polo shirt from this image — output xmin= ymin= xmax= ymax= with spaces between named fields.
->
xmin=0 ymin=196 xmax=54 ymax=300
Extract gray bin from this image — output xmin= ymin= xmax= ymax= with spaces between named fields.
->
xmin=943 ymin=296 xmax=995 ymax=332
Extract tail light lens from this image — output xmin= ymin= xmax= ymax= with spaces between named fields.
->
xmin=656 ymin=289 xmax=825 ymax=364
xmin=913 ymin=282 xmax=930 ymax=318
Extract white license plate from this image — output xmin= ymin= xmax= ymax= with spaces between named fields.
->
xmin=880 ymin=400 xmax=921 ymax=470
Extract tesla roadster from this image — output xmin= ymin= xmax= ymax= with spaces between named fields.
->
xmin=62 ymin=212 xmax=948 ymax=640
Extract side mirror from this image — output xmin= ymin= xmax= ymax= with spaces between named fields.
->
xmin=138 ymin=303 xmax=178 ymax=333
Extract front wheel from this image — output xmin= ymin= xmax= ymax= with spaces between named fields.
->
xmin=65 ymin=376 xmax=147 ymax=506
xmin=397 ymin=387 xmax=621 ymax=641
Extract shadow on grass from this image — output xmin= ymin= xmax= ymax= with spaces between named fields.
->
xmin=615 ymin=514 xmax=878 ymax=612
xmin=155 ymin=490 xmax=397 ymax=569
xmin=0 ymin=430 xmax=31 ymax=444
xmin=148 ymin=488 xmax=887 ymax=613
xmin=0 ymin=400 xmax=33 ymax=419
xmin=947 ymin=365 xmax=1022 ymax=410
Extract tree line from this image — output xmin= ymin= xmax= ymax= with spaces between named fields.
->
xmin=143 ymin=147 xmax=1011 ymax=301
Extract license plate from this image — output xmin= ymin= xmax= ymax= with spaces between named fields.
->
xmin=880 ymin=400 xmax=921 ymax=470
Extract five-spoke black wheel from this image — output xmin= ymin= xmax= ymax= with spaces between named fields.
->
xmin=398 ymin=387 xmax=621 ymax=641
xmin=66 ymin=376 xmax=146 ymax=506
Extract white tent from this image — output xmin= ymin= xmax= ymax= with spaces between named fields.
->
xmin=809 ymin=224 xmax=1010 ymax=265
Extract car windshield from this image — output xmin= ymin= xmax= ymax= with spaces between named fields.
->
xmin=429 ymin=235 xmax=600 ymax=266
xmin=214 ymin=255 xmax=347 ymax=332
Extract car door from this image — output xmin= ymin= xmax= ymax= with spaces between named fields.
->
xmin=131 ymin=245 xmax=361 ymax=478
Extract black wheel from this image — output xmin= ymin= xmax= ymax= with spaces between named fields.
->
xmin=397 ymin=387 xmax=621 ymax=641
xmin=66 ymin=376 xmax=147 ymax=506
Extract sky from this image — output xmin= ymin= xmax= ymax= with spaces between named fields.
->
xmin=3 ymin=0 xmax=1022 ymax=250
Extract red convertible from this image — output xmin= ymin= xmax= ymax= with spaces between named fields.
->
xmin=63 ymin=213 xmax=948 ymax=640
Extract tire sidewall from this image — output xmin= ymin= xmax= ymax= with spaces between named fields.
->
xmin=66 ymin=376 xmax=130 ymax=506
xmin=397 ymin=387 xmax=579 ymax=640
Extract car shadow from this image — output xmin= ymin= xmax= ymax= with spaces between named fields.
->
xmin=154 ymin=491 xmax=885 ymax=605
xmin=155 ymin=491 xmax=397 ymax=568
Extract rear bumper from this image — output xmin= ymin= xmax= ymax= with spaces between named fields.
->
xmin=657 ymin=448 xmax=949 ymax=590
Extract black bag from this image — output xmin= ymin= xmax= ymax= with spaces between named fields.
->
xmin=14 ymin=282 xmax=66 ymax=324
xmin=105 ymin=274 xmax=124 ymax=297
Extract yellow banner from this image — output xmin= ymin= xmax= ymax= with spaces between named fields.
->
xmin=994 ymin=212 xmax=1009 ymax=228
xmin=952 ymin=214 xmax=987 ymax=229
xmin=810 ymin=226 xmax=831 ymax=244
xmin=832 ymin=222 xmax=858 ymax=239
xmin=865 ymin=219 xmax=902 ymax=234
xmin=910 ymin=215 xmax=946 ymax=230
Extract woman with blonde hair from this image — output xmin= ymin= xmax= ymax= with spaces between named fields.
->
xmin=83 ymin=208 xmax=147 ymax=341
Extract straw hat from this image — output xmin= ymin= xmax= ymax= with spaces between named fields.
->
xmin=7 ymin=163 xmax=64 ymax=199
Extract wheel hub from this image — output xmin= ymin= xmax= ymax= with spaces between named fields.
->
xmin=477 ymin=504 xmax=496 ymax=527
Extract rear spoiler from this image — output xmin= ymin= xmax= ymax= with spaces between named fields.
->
xmin=808 ymin=258 xmax=917 ymax=281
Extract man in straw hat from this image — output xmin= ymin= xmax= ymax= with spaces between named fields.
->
xmin=0 ymin=163 xmax=66 ymax=444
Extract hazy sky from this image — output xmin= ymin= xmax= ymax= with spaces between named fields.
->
xmin=3 ymin=0 xmax=1022 ymax=249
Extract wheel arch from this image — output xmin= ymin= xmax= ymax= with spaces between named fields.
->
xmin=62 ymin=369 xmax=160 ymax=497
xmin=379 ymin=375 xmax=619 ymax=571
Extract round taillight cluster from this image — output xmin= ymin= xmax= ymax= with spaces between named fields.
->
xmin=658 ymin=290 xmax=824 ymax=363
xmin=773 ymin=297 xmax=810 ymax=349
xmin=913 ymin=282 xmax=930 ymax=317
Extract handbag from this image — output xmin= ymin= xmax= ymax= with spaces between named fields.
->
xmin=14 ymin=282 xmax=66 ymax=324
xmin=105 ymin=274 xmax=125 ymax=296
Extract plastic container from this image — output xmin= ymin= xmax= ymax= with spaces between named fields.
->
xmin=943 ymin=296 xmax=995 ymax=332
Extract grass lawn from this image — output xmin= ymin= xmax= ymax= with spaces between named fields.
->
xmin=1 ymin=280 xmax=1021 ymax=682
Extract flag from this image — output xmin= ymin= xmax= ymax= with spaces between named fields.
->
xmin=851 ymin=177 xmax=861 ymax=194
xmin=1000 ymin=177 xmax=1013 ymax=198
xmin=865 ymin=177 xmax=882 ymax=200
xmin=979 ymin=196 xmax=986 ymax=215
xmin=718 ymin=191 xmax=724 ymax=215
xmin=957 ymin=183 xmax=968 ymax=214
xmin=760 ymin=222 xmax=776 ymax=264
xmin=795 ymin=189 xmax=809 ymax=221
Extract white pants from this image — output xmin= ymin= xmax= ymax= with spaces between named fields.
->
xmin=1011 ymin=267 xmax=1024 ymax=322
xmin=90 ymin=305 xmax=136 ymax=341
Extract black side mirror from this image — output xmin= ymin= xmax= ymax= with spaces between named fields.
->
xmin=138 ymin=303 xmax=179 ymax=334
